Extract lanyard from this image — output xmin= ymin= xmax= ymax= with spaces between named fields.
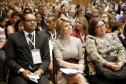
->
xmin=49 ymin=31 xmax=57 ymax=41
xmin=28 ymin=33 xmax=35 ymax=49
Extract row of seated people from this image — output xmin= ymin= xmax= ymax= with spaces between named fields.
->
xmin=52 ymin=17 xmax=126 ymax=84
xmin=0 ymin=13 xmax=126 ymax=84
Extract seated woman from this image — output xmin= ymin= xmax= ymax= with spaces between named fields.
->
xmin=86 ymin=18 xmax=126 ymax=84
xmin=6 ymin=12 xmax=21 ymax=38
xmin=53 ymin=17 xmax=88 ymax=84
xmin=72 ymin=16 xmax=88 ymax=43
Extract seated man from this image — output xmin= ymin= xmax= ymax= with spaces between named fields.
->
xmin=5 ymin=13 xmax=50 ymax=84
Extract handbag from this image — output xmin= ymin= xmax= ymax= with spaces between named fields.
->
xmin=93 ymin=56 xmax=126 ymax=80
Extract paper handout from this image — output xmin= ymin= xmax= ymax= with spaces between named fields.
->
xmin=29 ymin=74 xmax=40 ymax=83
xmin=60 ymin=68 xmax=83 ymax=75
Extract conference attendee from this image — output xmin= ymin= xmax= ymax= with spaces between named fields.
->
xmin=86 ymin=18 xmax=126 ymax=84
xmin=53 ymin=17 xmax=88 ymax=84
xmin=44 ymin=15 xmax=57 ymax=83
xmin=5 ymin=13 xmax=50 ymax=84
xmin=38 ymin=5 xmax=50 ymax=30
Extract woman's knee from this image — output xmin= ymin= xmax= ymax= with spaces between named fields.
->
xmin=68 ymin=74 xmax=88 ymax=84
xmin=73 ymin=74 xmax=84 ymax=81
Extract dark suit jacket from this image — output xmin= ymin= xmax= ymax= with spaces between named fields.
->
xmin=42 ymin=28 xmax=58 ymax=40
xmin=5 ymin=31 xmax=50 ymax=74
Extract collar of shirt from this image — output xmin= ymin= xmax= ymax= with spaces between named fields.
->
xmin=24 ymin=30 xmax=35 ymax=38
xmin=120 ymin=34 xmax=126 ymax=39
xmin=24 ymin=30 xmax=35 ymax=44
xmin=48 ymin=31 xmax=57 ymax=41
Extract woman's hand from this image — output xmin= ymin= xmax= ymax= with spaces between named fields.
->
xmin=104 ymin=61 xmax=124 ymax=71
xmin=113 ymin=61 xmax=124 ymax=71
xmin=77 ymin=64 xmax=84 ymax=71
xmin=104 ymin=61 xmax=117 ymax=70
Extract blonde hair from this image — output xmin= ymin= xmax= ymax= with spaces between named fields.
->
xmin=76 ymin=16 xmax=88 ymax=33
xmin=57 ymin=16 xmax=71 ymax=39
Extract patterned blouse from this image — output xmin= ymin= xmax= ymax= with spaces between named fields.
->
xmin=85 ymin=33 xmax=126 ymax=75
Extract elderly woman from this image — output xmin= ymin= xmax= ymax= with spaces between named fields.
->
xmin=53 ymin=17 xmax=88 ymax=84
xmin=86 ymin=18 xmax=126 ymax=84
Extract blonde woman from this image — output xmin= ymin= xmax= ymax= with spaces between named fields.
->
xmin=53 ymin=17 xmax=88 ymax=84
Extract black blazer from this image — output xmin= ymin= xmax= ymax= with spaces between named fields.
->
xmin=5 ymin=31 xmax=50 ymax=74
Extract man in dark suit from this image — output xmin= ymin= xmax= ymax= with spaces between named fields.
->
xmin=5 ymin=13 xmax=50 ymax=84
xmin=43 ymin=15 xmax=57 ymax=83
xmin=38 ymin=5 xmax=50 ymax=30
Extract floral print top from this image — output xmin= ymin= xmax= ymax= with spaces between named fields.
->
xmin=85 ymin=33 xmax=126 ymax=75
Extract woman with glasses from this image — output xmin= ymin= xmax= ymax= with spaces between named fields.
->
xmin=86 ymin=18 xmax=126 ymax=84
xmin=53 ymin=17 xmax=88 ymax=84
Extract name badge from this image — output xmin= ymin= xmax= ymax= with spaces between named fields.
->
xmin=31 ymin=49 xmax=42 ymax=64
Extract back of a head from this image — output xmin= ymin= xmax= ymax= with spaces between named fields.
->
xmin=23 ymin=8 xmax=32 ymax=14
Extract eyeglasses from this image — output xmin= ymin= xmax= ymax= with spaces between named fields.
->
xmin=96 ymin=24 xmax=106 ymax=29
xmin=101 ymin=16 xmax=108 ymax=18
xmin=25 ymin=19 xmax=37 ymax=22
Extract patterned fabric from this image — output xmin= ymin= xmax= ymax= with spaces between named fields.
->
xmin=86 ymin=33 xmax=126 ymax=75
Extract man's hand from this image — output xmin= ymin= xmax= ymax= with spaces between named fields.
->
xmin=20 ymin=70 xmax=32 ymax=79
xmin=34 ymin=69 xmax=44 ymax=77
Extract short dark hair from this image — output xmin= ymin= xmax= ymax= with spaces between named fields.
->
xmin=35 ymin=13 xmax=41 ymax=17
xmin=88 ymin=17 xmax=101 ymax=36
xmin=22 ymin=13 xmax=33 ymax=21
xmin=60 ymin=4 xmax=65 ymax=8
xmin=11 ymin=12 xmax=21 ymax=18
xmin=38 ymin=4 xmax=48 ymax=9
xmin=47 ymin=15 xmax=57 ymax=21
xmin=109 ymin=10 xmax=117 ymax=14
xmin=23 ymin=8 xmax=32 ymax=14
